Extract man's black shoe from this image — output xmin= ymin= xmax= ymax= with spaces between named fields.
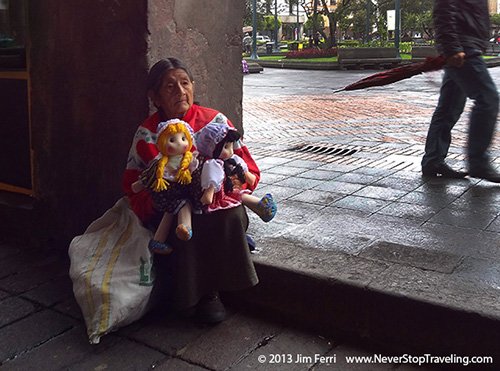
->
xmin=469 ymin=166 xmax=500 ymax=183
xmin=422 ymin=163 xmax=468 ymax=178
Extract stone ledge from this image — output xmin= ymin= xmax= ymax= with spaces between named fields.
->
xmin=338 ymin=47 xmax=399 ymax=60
xmin=338 ymin=58 xmax=402 ymax=70
xmin=227 ymin=237 xmax=500 ymax=358
xmin=245 ymin=60 xmax=263 ymax=73
xmin=257 ymin=60 xmax=341 ymax=70
xmin=411 ymin=46 xmax=438 ymax=59
xmin=337 ymin=48 xmax=402 ymax=70
xmin=247 ymin=57 xmax=500 ymax=71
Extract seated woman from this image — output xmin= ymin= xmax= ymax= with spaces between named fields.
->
xmin=122 ymin=58 xmax=260 ymax=324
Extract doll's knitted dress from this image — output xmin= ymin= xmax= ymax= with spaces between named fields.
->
xmin=139 ymin=157 xmax=204 ymax=214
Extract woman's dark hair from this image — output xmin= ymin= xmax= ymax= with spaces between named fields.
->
xmin=212 ymin=130 xmax=241 ymax=159
xmin=147 ymin=58 xmax=194 ymax=94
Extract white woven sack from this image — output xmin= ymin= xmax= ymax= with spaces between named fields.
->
xmin=69 ymin=197 xmax=154 ymax=344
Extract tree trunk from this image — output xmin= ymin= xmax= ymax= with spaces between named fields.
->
xmin=313 ymin=0 xmax=318 ymax=34
xmin=329 ymin=15 xmax=337 ymax=47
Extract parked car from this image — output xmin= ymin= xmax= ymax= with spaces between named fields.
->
xmin=487 ymin=37 xmax=500 ymax=55
xmin=256 ymin=35 xmax=271 ymax=43
xmin=242 ymin=35 xmax=271 ymax=51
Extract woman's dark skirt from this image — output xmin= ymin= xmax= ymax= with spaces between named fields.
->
xmin=153 ymin=205 xmax=258 ymax=310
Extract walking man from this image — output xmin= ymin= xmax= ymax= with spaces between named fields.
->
xmin=422 ymin=0 xmax=500 ymax=182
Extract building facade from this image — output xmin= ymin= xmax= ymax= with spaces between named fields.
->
xmin=489 ymin=0 xmax=500 ymax=14
xmin=0 ymin=0 xmax=245 ymax=246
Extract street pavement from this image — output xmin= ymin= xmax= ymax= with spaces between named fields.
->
xmin=0 ymin=241 xmax=432 ymax=370
xmin=2 ymin=66 xmax=500 ymax=370
xmin=242 ymin=66 xmax=500 ymax=363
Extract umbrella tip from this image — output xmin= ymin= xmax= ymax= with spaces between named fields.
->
xmin=332 ymin=88 xmax=345 ymax=94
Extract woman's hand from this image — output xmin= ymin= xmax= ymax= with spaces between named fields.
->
xmin=244 ymin=172 xmax=256 ymax=188
xmin=131 ymin=180 xmax=145 ymax=194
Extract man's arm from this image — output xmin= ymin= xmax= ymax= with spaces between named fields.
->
xmin=433 ymin=0 xmax=463 ymax=58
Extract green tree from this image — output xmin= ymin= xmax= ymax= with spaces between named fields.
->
xmin=299 ymin=0 xmax=319 ymax=34
xmin=319 ymin=0 xmax=361 ymax=47
xmin=285 ymin=0 xmax=300 ymax=15
xmin=243 ymin=1 xmax=253 ymax=28
xmin=244 ymin=0 xmax=279 ymax=35
xmin=375 ymin=0 xmax=433 ymax=39
xmin=491 ymin=13 xmax=500 ymax=26
xmin=262 ymin=0 xmax=273 ymax=15
xmin=303 ymin=15 xmax=325 ymax=35
xmin=263 ymin=14 xmax=282 ymax=41
xmin=337 ymin=0 xmax=377 ymax=41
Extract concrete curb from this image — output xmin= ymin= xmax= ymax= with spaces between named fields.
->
xmin=256 ymin=60 xmax=342 ymax=70
xmin=486 ymin=57 xmax=500 ymax=67
xmin=246 ymin=60 xmax=263 ymax=74
xmin=249 ymin=57 xmax=500 ymax=71
xmin=228 ymin=258 xmax=500 ymax=359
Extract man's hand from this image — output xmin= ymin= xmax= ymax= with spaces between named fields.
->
xmin=447 ymin=52 xmax=466 ymax=68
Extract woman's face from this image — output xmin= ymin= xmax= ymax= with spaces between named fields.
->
xmin=153 ymin=68 xmax=194 ymax=118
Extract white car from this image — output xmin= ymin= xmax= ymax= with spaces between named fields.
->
xmin=256 ymin=35 xmax=271 ymax=43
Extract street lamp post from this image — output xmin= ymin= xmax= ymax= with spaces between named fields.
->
xmin=365 ymin=0 xmax=371 ymax=44
xmin=313 ymin=0 xmax=318 ymax=36
xmin=274 ymin=0 xmax=279 ymax=51
xmin=250 ymin=0 xmax=258 ymax=60
xmin=296 ymin=1 xmax=300 ymax=41
xmin=395 ymin=0 xmax=401 ymax=57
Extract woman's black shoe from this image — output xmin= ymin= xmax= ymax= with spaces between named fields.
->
xmin=196 ymin=292 xmax=226 ymax=324
xmin=422 ymin=163 xmax=467 ymax=178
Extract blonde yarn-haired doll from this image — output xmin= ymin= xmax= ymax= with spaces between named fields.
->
xmin=132 ymin=119 xmax=202 ymax=254
xmin=195 ymin=122 xmax=276 ymax=221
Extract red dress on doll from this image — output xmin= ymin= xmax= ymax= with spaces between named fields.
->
xmin=200 ymin=155 xmax=251 ymax=213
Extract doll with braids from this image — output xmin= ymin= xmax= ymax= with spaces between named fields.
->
xmin=195 ymin=122 xmax=276 ymax=221
xmin=132 ymin=119 xmax=202 ymax=254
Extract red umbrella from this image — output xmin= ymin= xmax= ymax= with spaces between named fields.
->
xmin=333 ymin=55 xmax=446 ymax=93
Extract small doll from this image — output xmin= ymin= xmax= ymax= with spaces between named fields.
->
xmin=195 ymin=122 xmax=277 ymax=222
xmin=132 ymin=119 xmax=202 ymax=254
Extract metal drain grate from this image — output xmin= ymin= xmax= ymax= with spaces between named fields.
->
xmin=369 ymin=154 xmax=421 ymax=171
xmin=289 ymin=144 xmax=358 ymax=156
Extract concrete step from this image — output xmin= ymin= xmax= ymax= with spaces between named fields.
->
xmin=245 ymin=60 xmax=263 ymax=74
xmin=228 ymin=233 xmax=500 ymax=361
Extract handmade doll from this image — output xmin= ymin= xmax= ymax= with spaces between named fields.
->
xmin=132 ymin=119 xmax=202 ymax=254
xmin=194 ymin=122 xmax=277 ymax=222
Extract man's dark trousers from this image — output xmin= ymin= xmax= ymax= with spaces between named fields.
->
xmin=422 ymin=53 xmax=499 ymax=171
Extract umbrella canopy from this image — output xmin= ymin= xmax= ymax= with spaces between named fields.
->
xmin=334 ymin=55 xmax=446 ymax=93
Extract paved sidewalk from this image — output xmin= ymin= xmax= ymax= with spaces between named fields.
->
xmin=0 ymin=241 xmax=434 ymax=370
xmin=2 ymin=68 xmax=500 ymax=370
xmin=241 ymin=70 xmax=500 ymax=361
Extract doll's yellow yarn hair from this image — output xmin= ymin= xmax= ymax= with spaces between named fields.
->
xmin=153 ymin=122 xmax=194 ymax=192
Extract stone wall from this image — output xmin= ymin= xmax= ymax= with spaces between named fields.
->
xmin=23 ymin=0 xmax=244 ymax=244
xmin=148 ymin=0 xmax=245 ymax=130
